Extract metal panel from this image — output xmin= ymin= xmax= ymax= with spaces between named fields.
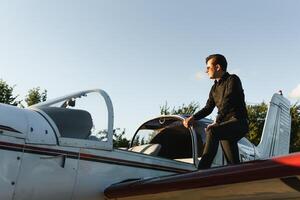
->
xmin=13 ymin=149 xmax=78 ymax=200
xmin=0 ymin=148 xmax=23 ymax=200
xmin=25 ymin=111 xmax=57 ymax=145
xmin=72 ymin=148 xmax=195 ymax=200
xmin=0 ymin=103 xmax=28 ymax=137
xmin=59 ymin=137 xmax=112 ymax=150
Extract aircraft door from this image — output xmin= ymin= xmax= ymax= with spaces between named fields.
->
xmin=13 ymin=148 xmax=79 ymax=200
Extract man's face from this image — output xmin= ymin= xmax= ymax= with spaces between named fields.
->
xmin=206 ymin=59 xmax=218 ymax=79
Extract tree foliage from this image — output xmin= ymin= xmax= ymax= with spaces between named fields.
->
xmin=0 ymin=79 xmax=19 ymax=105
xmin=246 ymin=103 xmax=268 ymax=145
xmin=160 ymin=101 xmax=199 ymax=115
xmin=25 ymin=87 xmax=47 ymax=106
xmin=113 ymin=128 xmax=130 ymax=148
xmin=290 ymin=103 xmax=300 ymax=152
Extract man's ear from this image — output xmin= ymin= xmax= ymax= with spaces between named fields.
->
xmin=216 ymin=64 xmax=222 ymax=71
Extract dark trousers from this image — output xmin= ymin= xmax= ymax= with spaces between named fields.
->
xmin=198 ymin=117 xmax=248 ymax=169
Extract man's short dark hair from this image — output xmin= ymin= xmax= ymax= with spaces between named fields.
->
xmin=206 ymin=54 xmax=227 ymax=72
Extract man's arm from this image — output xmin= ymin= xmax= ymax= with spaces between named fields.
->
xmin=193 ymin=87 xmax=215 ymax=120
xmin=183 ymin=87 xmax=215 ymax=128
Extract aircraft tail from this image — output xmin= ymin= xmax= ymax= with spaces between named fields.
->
xmin=256 ymin=93 xmax=291 ymax=159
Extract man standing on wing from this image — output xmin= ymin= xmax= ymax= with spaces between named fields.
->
xmin=183 ymin=54 xmax=249 ymax=169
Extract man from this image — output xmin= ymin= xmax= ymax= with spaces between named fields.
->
xmin=183 ymin=54 xmax=248 ymax=169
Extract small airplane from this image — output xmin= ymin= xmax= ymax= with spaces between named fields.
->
xmin=0 ymin=89 xmax=297 ymax=200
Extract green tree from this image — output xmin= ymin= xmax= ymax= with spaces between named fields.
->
xmin=246 ymin=102 xmax=268 ymax=145
xmin=113 ymin=128 xmax=130 ymax=148
xmin=132 ymin=135 xmax=141 ymax=147
xmin=0 ymin=79 xmax=19 ymax=105
xmin=160 ymin=101 xmax=199 ymax=115
xmin=290 ymin=103 xmax=300 ymax=152
xmin=25 ymin=87 xmax=47 ymax=106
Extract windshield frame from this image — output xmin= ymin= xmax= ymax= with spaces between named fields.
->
xmin=29 ymin=89 xmax=114 ymax=150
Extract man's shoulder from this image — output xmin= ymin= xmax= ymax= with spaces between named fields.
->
xmin=228 ymin=73 xmax=241 ymax=81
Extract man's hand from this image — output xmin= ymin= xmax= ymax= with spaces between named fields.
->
xmin=183 ymin=116 xmax=195 ymax=128
xmin=205 ymin=122 xmax=217 ymax=131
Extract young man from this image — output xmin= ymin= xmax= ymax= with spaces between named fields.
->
xmin=183 ymin=54 xmax=248 ymax=169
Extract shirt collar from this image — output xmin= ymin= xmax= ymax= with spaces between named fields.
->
xmin=214 ymin=72 xmax=230 ymax=84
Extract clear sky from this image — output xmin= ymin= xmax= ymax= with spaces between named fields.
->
xmin=1 ymin=0 xmax=300 ymax=138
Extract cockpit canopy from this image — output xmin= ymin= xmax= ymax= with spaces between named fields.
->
xmin=30 ymin=89 xmax=114 ymax=150
xmin=130 ymin=116 xmax=211 ymax=162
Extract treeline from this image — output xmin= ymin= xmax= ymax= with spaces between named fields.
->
xmin=0 ymin=79 xmax=47 ymax=107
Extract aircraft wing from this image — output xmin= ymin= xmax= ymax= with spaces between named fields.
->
xmin=104 ymin=153 xmax=300 ymax=200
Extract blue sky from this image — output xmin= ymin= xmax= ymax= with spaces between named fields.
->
xmin=1 ymin=0 xmax=300 ymax=137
